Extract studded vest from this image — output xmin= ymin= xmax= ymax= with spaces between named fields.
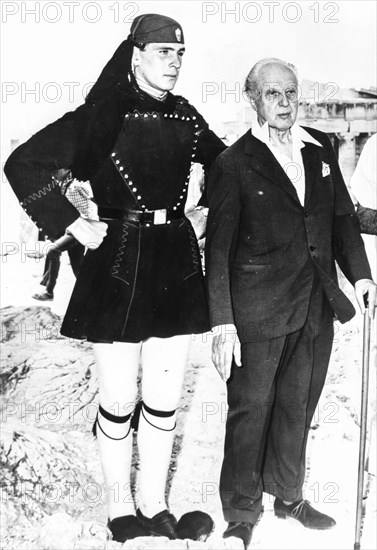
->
xmin=90 ymin=100 xmax=209 ymax=213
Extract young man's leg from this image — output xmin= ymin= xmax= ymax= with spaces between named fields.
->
xmin=137 ymin=334 xmax=191 ymax=518
xmin=92 ymin=341 xmax=140 ymax=520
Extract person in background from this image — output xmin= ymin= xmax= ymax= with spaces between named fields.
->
xmin=350 ymin=133 xmax=377 ymax=273
xmin=32 ymin=174 xmax=97 ymax=301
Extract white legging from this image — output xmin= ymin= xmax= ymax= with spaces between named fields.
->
xmin=93 ymin=334 xmax=191 ymax=520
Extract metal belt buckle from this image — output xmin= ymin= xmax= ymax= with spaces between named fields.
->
xmin=153 ymin=209 xmax=167 ymax=225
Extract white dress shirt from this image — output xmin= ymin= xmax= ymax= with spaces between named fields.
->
xmin=252 ymin=122 xmax=322 ymax=206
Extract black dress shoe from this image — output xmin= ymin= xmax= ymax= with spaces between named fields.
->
xmin=136 ymin=508 xmax=177 ymax=539
xmin=223 ymin=522 xmax=254 ymax=549
xmin=32 ymin=291 xmax=53 ymax=301
xmin=107 ymin=515 xmax=149 ymax=542
xmin=274 ymin=498 xmax=336 ymax=530
xmin=176 ymin=511 xmax=215 ymax=541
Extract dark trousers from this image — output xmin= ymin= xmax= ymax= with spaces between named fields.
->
xmin=40 ymin=234 xmax=85 ymax=294
xmin=220 ymin=277 xmax=334 ymax=523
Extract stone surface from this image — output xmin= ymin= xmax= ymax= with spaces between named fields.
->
xmin=1 ymin=306 xmax=98 ymax=429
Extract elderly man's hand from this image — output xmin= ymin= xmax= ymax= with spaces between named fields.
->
xmin=211 ymin=323 xmax=241 ymax=382
xmin=355 ymin=279 xmax=377 ymax=319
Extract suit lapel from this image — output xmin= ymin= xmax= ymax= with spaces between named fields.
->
xmin=302 ymin=142 xmax=321 ymax=206
xmin=244 ymin=131 xmax=300 ymax=204
xmin=244 ymin=130 xmax=322 ymax=206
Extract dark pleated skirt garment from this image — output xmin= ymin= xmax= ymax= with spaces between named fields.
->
xmin=60 ymin=216 xmax=209 ymax=342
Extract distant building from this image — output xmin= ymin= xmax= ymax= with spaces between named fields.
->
xmin=222 ymin=81 xmax=377 ymax=185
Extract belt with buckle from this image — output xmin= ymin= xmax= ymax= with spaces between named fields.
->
xmin=98 ymin=207 xmax=184 ymax=225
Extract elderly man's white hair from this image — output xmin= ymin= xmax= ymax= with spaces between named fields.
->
xmin=244 ymin=58 xmax=298 ymax=101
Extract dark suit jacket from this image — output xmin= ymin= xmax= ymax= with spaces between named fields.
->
xmin=205 ymin=126 xmax=372 ymax=343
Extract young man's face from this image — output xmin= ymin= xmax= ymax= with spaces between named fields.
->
xmin=133 ymin=43 xmax=185 ymax=92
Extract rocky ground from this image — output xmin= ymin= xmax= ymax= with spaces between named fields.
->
xmin=0 ymin=250 xmax=376 ymax=550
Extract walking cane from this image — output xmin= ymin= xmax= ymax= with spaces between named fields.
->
xmin=354 ymin=297 xmax=371 ymax=550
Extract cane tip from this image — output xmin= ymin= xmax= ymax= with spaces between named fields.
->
xmin=354 ymin=543 xmax=361 ymax=550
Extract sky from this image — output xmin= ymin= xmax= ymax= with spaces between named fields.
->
xmin=1 ymin=0 xmax=376 ymax=148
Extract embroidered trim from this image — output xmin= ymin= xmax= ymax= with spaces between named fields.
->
xmin=111 ymin=221 xmax=129 ymax=284
xmin=184 ymin=222 xmax=200 ymax=281
xmin=22 ymin=178 xmax=59 ymax=205
xmin=121 ymin=225 xmax=141 ymax=336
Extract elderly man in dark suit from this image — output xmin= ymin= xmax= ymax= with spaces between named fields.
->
xmin=205 ymin=57 xmax=376 ymax=548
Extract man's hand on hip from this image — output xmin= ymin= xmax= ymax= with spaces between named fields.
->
xmin=355 ymin=279 xmax=377 ymax=319
xmin=211 ymin=323 xmax=242 ymax=382
xmin=66 ymin=217 xmax=108 ymax=250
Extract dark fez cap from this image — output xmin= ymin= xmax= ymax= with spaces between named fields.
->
xmin=129 ymin=13 xmax=184 ymax=44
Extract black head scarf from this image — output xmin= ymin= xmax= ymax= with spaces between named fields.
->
xmin=86 ymin=38 xmax=134 ymax=106
xmin=71 ymin=37 xmax=177 ymax=181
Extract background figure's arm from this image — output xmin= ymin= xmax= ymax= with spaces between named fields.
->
xmin=325 ymin=133 xmax=373 ymax=284
xmin=355 ymin=203 xmax=377 ymax=236
xmin=325 ymin=133 xmax=376 ymax=315
xmin=350 ymin=135 xmax=377 ymax=236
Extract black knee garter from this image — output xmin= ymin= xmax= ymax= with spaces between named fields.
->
xmin=92 ymin=404 xmax=132 ymax=440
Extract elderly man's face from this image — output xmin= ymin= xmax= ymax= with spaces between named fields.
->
xmin=132 ymin=43 xmax=185 ymax=93
xmin=252 ymin=64 xmax=299 ymax=130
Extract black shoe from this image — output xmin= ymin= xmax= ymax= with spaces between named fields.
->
xmin=107 ymin=515 xmax=149 ymax=542
xmin=176 ymin=511 xmax=215 ymax=541
xmin=223 ymin=522 xmax=254 ymax=549
xmin=274 ymin=498 xmax=336 ymax=530
xmin=32 ymin=291 xmax=53 ymax=301
xmin=136 ymin=508 xmax=177 ymax=539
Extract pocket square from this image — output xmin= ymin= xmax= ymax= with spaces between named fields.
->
xmin=322 ymin=162 xmax=330 ymax=177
